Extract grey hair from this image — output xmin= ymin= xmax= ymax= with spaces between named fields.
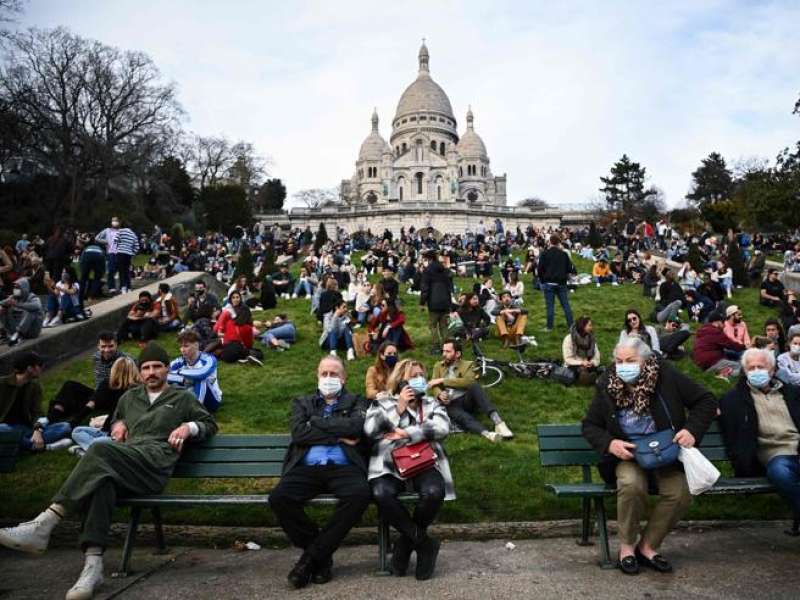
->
xmin=614 ymin=337 xmax=653 ymax=361
xmin=740 ymin=348 xmax=775 ymax=371
xmin=319 ymin=354 xmax=347 ymax=376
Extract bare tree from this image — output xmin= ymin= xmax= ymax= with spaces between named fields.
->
xmin=226 ymin=141 xmax=270 ymax=188
xmin=191 ymin=135 xmax=233 ymax=191
xmin=293 ymin=187 xmax=337 ymax=209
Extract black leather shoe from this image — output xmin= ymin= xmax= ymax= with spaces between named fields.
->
xmin=311 ymin=556 xmax=333 ymax=585
xmin=617 ymin=555 xmax=640 ymax=575
xmin=415 ymin=535 xmax=441 ymax=581
xmin=635 ymin=548 xmax=673 ymax=573
xmin=390 ymin=536 xmax=414 ymax=576
xmin=287 ymin=553 xmax=314 ymax=589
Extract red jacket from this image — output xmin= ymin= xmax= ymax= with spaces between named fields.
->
xmin=368 ymin=309 xmax=414 ymax=350
xmin=692 ymin=323 xmax=746 ymax=369
xmin=214 ymin=309 xmax=254 ymax=349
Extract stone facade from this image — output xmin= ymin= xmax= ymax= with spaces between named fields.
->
xmin=340 ymin=42 xmax=506 ymax=206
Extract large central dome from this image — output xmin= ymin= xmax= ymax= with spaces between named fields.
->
xmin=394 ymin=42 xmax=455 ymax=121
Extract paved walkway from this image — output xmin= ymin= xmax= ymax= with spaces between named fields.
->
xmin=2 ymin=523 xmax=799 ymax=599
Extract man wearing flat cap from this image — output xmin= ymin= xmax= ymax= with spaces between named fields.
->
xmin=0 ymin=342 xmax=217 ymax=600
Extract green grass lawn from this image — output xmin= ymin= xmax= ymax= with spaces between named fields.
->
xmin=0 ymin=255 xmax=790 ymax=527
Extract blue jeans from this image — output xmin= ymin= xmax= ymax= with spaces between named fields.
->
xmin=542 ymin=283 xmax=574 ymax=329
xmin=0 ymin=421 xmax=72 ymax=450
xmin=593 ymin=275 xmax=617 ymax=284
xmin=261 ymin=322 xmax=297 ymax=345
xmin=71 ymin=426 xmax=112 ymax=451
xmin=327 ymin=327 xmax=353 ymax=351
xmin=293 ymin=280 xmax=314 ymax=297
xmin=766 ymin=455 xmax=800 ymax=515
xmin=106 ymin=253 xmax=118 ymax=290
xmin=47 ymin=294 xmax=80 ymax=319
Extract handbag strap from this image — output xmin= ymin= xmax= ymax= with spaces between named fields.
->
xmin=656 ymin=393 xmax=675 ymax=431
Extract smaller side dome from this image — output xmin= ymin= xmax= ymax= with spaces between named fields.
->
xmin=358 ymin=109 xmax=391 ymax=161
xmin=456 ymin=106 xmax=487 ymax=159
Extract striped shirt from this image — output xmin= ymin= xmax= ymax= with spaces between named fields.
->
xmin=116 ymin=228 xmax=140 ymax=256
xmin=95 ymin=228 xmax=119 ymax=254
xmin=93 ymin=350 xmax=130 ymax=390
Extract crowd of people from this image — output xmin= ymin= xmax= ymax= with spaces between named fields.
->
xmin=1 ymin=216 xmax=800 ymax=596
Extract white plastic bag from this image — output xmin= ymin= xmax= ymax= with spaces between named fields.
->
xmin=678 ymin=447 xmax=720 ymax=495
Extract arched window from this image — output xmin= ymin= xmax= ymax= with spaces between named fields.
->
xmin=415 ymin=172 xmax=424 ymax=195
xmin=402 ymin=142 xmax=407 ymax=154
xmin=399 ymin=186 xmax=404 ymax=201
xmin=459 ymin=166 xmax=463 ymax=177
xmin=439 ymin=142 xmax=445 ymax=155
xmin=397 ymin=177 xmax=405 ymax=201
xmin=468 ymin=190 xmax=478 ymax=203
xmin=437 ymin=186 xmax=442 ymax=200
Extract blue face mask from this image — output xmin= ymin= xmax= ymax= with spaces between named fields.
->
xmin=407 ymin=376 xmax=428 ymax=394
xmin=746 ymin=369 xmax=770 ymax=388
xmin=616 ymin=362 xmax=641 ymax=384
xmin=384 ymin=355 xmax=398 ymax=369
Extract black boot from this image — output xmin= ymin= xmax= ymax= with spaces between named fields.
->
xmin=415 ymin=534 xmax=441 ymax=581
xmin=390 ymin=535 xmax=414 ymax=576
xmin=311 ymin=556 xmax=333 ymax=585
xmin=287 ymin=552 xmax=314 ymax=589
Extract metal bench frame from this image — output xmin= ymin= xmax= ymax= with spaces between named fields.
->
xmin=538 ymin=422 xmax=799 ymax=568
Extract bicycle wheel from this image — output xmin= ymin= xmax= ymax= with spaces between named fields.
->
xmin=478 ymin=364 xmax=504 ymax=388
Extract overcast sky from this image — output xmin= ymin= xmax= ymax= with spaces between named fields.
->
xmin=16 ymin=0 xmax=800 ymax=208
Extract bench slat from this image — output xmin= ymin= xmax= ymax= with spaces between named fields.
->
xmin=537 ymin=424 xmax=582 ymax=437
xmin=173 ymin=463 xmax=283 ymax=478
xmin=545 ymin=483 xmax=613 ymax=497
xmin=540 ymin=450 xmax=601 ymax=466
xmin=188 ymin=435 xmax=291 ymax=449
xmin=180 ymin=448 xmax=286 ymax=463
xmin=118 ymin=492 xmax=421 ymax=507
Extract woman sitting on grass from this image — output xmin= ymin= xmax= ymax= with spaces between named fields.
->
xmin=367 ymin=299 xmax=413 ymax=353
xmin=364 ymin=341 xmax=398 ymax=400
xmin=211 ymin=290 xmax=259 ymax=365
xmin=619 ymin=309 xmax=661 ymax=355
xmin=562 ymin=316 xmax=601 ymax=385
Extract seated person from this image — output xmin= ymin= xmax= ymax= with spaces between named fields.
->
xmin=117 ymin=291 xmax=159 ymax=344
xmin=268 ymin=356 xmax=370 ymax=589
xmin=711 ymin=260 xmax=734 ymax=299
xmin=48 ymin=331 xmax=130 ymax=426
xmin=776 ymin=332 xmax=800 ymax=386
xmin=0 ymin=278 xmax=44 ymax=346
xmin=747 ymin=250 xmax=766 ymax=283
xmin=0 ymin=352 xmax=71 ymax=451
xmin=492 ymin=291 xmax=527 ymax=347
xmin=760 ymin=269 xmax=785 ymax=308
xmin=697 ymin=273 xmax=724 ymax=305
xmin=183 ymin=280 xmax=219 ymax=324
xmin=429 ymin=339 xmax=512 ymax=441
xmin=684 ymin=289 xmax=714 ymax=323
xmin=720 ymin=348 xmax=800 ymax=528
xmin=592 ymin=258 xmax=618 ymax=286
xmin=723 ymin=305 xmax=751 ymax=349
xmin=619 ymin=309 xmax=660 ymax=354
xmin=365 ymin=341 xmax=398 ymax=400
xmin=154 ymin=282 xmax=181 ymax=332
xmin=610 ymin=254 xmax=628 ymax=283
xmin=0 ymin=343 xmax=216 ymax=600
xmin=227 ymin=275 xmax=258 ymax=308
xmin=379 ymin=267 xmax=399 ymax=303
xmin=272 ymin=264 xmax=295 ymax=299
xmin=655 ymin=316 xmax=692 ymax=360
xmin=676 ymin=262 xmax=700 ymax=290
xmin=319 ymin=300 xmax=355 ymax=361
xmin=456 ymin=292 xmax=492 ymax=340
xmin=211 ymin=291 xmax=258 ymax=364
xmin=692 ymin=311 xmax=746 ymax=379
xmin=316 ymin=277 xmax=343 ymax=323
xmin=258 ymin=314 xmax=297 ymax=351
xmin=353 ymin=281 xmax=373 ymax=326
xmin=503 ymin=271 xmax=524 ymax=305
xmin=168 ymin=330 xmax=223 ymax=413
xmin=364 ymin=358 xmax=452 ymax=580
xmin=763 ymin=318 xmax=787 ymax=357
xmin=367 ymin=299 xmax=413 ymax=353
xmin=70 ymin=356 xmax=141 ymax=455
xmin=292 ymin=267 xmax=316 ymax=299
xmin=563 ymin=316 xmax=601 ymax=385
xmin=43 ymin=268 xmax=82 ymax=328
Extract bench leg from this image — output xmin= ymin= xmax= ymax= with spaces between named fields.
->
xmin=118 ymin=507 xmax=142 ymax=576
xmin=377 ymin=516 xmax=391 ymax=575
xmin=576 ymin=498 xmax=593 ymax=546
xmin=785 ymin=515 xmax=800 ymax=537
xmin=593 ymin=498 xmax=614 ymax=569
xmin=151 ymin=507 xmax=168 ymax=553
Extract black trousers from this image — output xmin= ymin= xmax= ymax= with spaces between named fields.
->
xmin=220 ymin=341 xmax=249 ymax=363
xmin=371 ymin=470 xmax=445 ymax=542
xmin=659 ymin=329 xmax=692 ymax=357
xmin=268 ymin=464 xmax=371 ymax=563
xmin=445 ymin=382 xmax=497 ymax=434
xmin=118 ymin=318 xmax=157 ymax=342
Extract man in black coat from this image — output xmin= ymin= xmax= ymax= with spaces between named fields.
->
xmin=420 ymin=252 xmax=454 ymax=355
xmin=537 ymin=234 xmax=575 ymax=331
xmin=719 ymin=348 xmax=800 ymax=519
xmin=268 ymin=356 xmax=370 ymax=589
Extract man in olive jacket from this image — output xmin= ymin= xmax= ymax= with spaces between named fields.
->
xmin=429 ymin=339 xmax=513 ymax=441
xmin=269 ymin=355 xmax=371 ymax=589
xmin=0 ymin=342 xmax=217 ymax=600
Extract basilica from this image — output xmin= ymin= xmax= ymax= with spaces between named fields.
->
xmin=340 ymin=42 xmax=507 ymax=206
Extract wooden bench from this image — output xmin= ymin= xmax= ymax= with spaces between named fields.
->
xmin=537 ymin=422 xmax=799 ymax=568
xmin=116 ymin=434 xmax=417 ymax=575
xmin=0 ymin=430 xmax=23 ymax=472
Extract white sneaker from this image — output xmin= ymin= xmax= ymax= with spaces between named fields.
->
xmin=0 ymin=518 xmax=53 ymax=553
xmin=494 ymin=422 xmax=514 ymax=439
xmin=46 ymin=438 xmax=74 ymax=451
xmin=292 ymin=294 xmax=298 ymax=299
xmin=346 ymin=348 xmax=355 ymax=361
xmin=596 ymin=283 xmax=601 ymax=288
xmin=329 ymin=350 xmax=337 ymax=357
xmin=67 ymin=445 xmax=85 ymax=457
xmin=612 ymin=281 xmax=619 ymax=286
xmin=42 ymin=316 xmax=52 ymax=328
xmin=481 ymin=431 xmax=500 ymax=443
xmin=49 ymin=315 xmax=62 ymax=327
xmin=65 ymin=556 xmax=104 ymax=600
xmin=120 ymin=287 xmax=129 ymax=294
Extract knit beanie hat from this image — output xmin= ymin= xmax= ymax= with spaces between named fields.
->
xmin=138 ymin=342 xmax=169 ymax=367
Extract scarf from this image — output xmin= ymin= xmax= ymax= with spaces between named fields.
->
xmin=569 ymin=324 xmax=595 ymax=359
xmin=607 ymin=356 xmax=660 ymax=415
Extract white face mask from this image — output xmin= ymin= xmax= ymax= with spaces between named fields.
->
xmin=318 ymin=376 xmax=342 ymax=397
xmin=791 ymin=344 xmax=800 ymax=356
xmin=12 ymin=288 xmax=22 ymax=297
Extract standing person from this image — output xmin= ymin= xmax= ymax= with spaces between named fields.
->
xmin=78 ymin=236 xmax=106 ymax=301
xmin=268 ymin=356 xmax=371 ymax=589
xmin=420 ymin=251 xmax=453 ymax=356
xmin=114 ymin=221 xmax=140 ymax=294
xmin=95 ymin=217 xmax=121 ymax=294
xmin=0 ymin=343 xmax=216 ymax=600
xmin=168 ymin=330 xmax=223 ymax=413
xmin=429 ymin=339 xmax=512 ymax=441
xmin=537 ymin=234 xmax=575 ymax=331
xmin=44 ymin=227 xmax=72 ymax=285
xmin=364 ymin=358 xmax=452 ymax=580
xmin=582 ymin=338 xmax=717 ymax=575
xmin=563 ymin=316 xmax=602 ymax=385
xmin=0 ymin=352 xmax=72 ymax=451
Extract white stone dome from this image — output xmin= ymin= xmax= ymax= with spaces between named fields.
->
xmin=394 ymin=42 xmax=455 ymax=121
xmin=358 ymin=109 xmax=391 ymax=160
xmin=456 ymin=108 xmax=487 ymax=158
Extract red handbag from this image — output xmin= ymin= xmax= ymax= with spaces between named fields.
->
xmin=391 ymin=402 xmax=437 ymax=479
